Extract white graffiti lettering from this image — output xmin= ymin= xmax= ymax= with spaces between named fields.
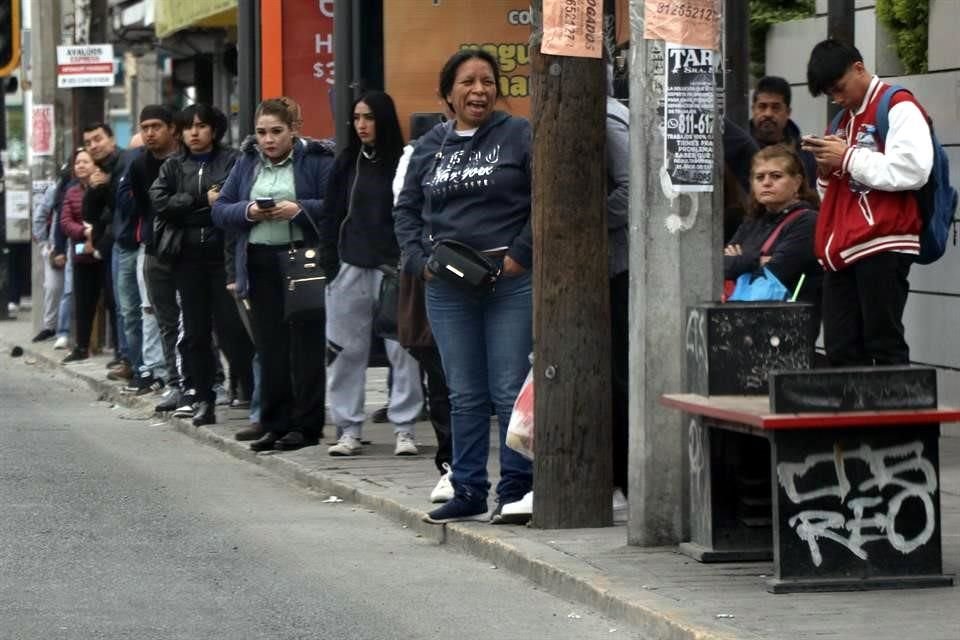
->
xmin=778 ymin=441 xmax=937 ymax=566
xmin=684 ymin=308 xmax=707 ymax=366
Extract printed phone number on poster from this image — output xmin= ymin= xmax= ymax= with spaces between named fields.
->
xmin=561 ymin=0 xmax=601 ymax=50
xmin=654 ymin=2 xmax=716 ymax=21
xmin=668 ymin=113 xmax=714 ymax=135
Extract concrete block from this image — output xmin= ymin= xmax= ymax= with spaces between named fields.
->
xmin=929 ymin=0 xmax=960 ymax=72
xmin=685 ymin=302 xmax=814 ymax=396
xmin=769 ymin=366 xmax=937 ymax=413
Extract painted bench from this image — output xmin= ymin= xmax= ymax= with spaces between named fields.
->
xmin=665 ymin=303 xmax=958 ymax=593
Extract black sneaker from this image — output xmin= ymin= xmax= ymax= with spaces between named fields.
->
xmin=423 ymin=494 xmax=489 ymax=524
xmin=155 ymin=388 xmax=181 ymax=413
xmin=137 ymin=376 xmax=165 ymax=396
xmin=172 ymin=391 xmax=198 ymax=419
xmin=126 ymin=373 xmax=163 ymax=396
xmin=371 ymin=406 xmax=389 ymax=423
xmin=61 ymin=348 xmax=89 ymax=364
xmin=32 ymin=329 xmax=55 ymax=343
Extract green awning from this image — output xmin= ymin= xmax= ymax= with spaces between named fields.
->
xmin=154 ymin=0 xmax=237 ymax=39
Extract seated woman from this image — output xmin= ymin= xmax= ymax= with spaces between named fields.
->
xmin=724 ymin=144 xmax=823 ymax=333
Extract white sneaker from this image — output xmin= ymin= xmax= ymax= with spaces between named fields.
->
xmin=53 ymin=335 xmax=69 ymax=350
xmin=495 ymin=490 xmax=533 ymax=525
xmin=613 ymin=487 xmax=628 ymax=523
xmin=430 ymin=463 xmax=454 ymax=503
xmin=394 ymin=431 xmax=418 ymax=456
xmin=328 ymin=434 xmax=362 ymax=456
xmin=6 ymin=302 xmax=18 ymax=315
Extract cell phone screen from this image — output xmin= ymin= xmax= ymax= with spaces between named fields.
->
xmin=255 ymin=197 xmax=275 ymax=209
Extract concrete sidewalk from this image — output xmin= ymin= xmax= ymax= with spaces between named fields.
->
xmin=2 ymin=313 xmax=959 ymax=640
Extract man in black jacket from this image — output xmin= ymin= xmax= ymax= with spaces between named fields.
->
xmin=81 ymin=122 xmax=128 ymax=370
xmin=117 ymin=106 xmax=179 ymax=397
xmin=750 ymin=76 xmax=817 ymax=186
xmin=122 ymin=106 xmax=184 ymax=410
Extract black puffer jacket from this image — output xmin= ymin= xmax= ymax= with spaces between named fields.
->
xmin=150 ymin=145 xmax=239 ymax=247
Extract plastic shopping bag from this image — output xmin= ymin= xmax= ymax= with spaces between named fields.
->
xmin=505 ymin=368 xmax=535 ymax=460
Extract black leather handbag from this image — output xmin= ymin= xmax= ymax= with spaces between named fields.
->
xmin=282 ymin=217 xmax=328 ymax=322
xmin=427 ymin=239 xmax=500 ymax=295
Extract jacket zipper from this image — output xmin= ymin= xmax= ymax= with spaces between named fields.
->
xmin=198 ymin=161 xmax=206 ymax=243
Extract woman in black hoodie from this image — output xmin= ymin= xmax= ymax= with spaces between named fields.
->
xmin=150 ymin=104 xmax=254 ymax=426
xmin=322 ymin=90 xmax=424 ymax=458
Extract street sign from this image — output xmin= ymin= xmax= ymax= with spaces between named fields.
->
xmin=56 ymin=44 xmax=114 ymax=88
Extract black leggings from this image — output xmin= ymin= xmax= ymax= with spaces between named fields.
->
xmin=73 ymin=259 xmax=106 ymax=352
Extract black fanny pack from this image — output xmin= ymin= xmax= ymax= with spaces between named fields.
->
xmin=427 ymin=239 xmax=501 ymax=294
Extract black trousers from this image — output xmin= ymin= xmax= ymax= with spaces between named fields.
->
xmin=610 ymin=271 xmax=629 ymax=494
xmin=246 ymin=244 xmax=325 ymax=438
xmin=73 ymin=259 xmax=105 ymax=352
xmin=145 ymin=253 xmax=185 ymax=389
xmin=822 ymin=252 xmax=912 ymax=366
xmin=409 ymin=345 xmax=452 ymax=473
xmin=174 ymin=242 xmax=254 ymax=403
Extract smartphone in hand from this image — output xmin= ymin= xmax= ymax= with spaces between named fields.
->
xmin=255 ymin=197 xmax=276 ymax=209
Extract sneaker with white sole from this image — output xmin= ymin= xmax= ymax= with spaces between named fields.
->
xmin=394 ymin=431 xmax=418 ymax=456
xmin=493 ymin=490 xmax=533 ymax=525
xmin=328 ymin=434 xmax=362 ymax=456
xmin=613 ymin=487 xmax=628 ymax=523
xmin=430 ymin=463 xmax=454 ymax=503
xmin=423 ymin=493 xmax=488 ymax=524
xmin=53 ymin=335 xmax=69 ymax=350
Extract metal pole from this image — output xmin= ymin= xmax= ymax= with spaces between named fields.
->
xmin=827 ymin=0 xmax=855 ymax=121
xmin=724 ymin=0 xmax=749 ymax=130
xmin=237 ymin=0 xmax=259 ymax=140
xmin=333 ymin=0 xmax=353 ymax=151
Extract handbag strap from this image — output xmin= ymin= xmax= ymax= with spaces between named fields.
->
xmin=760 ymin=207 xmax=807 ymax=256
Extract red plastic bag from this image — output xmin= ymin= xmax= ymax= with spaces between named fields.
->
xmin=506 ymin=369 xmax=535 ymax=460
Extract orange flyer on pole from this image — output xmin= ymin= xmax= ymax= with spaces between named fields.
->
xmin=541 ymin=0 xmax=604 ymax=58
xmin=643 ymin=0 xmax=720 ymax=50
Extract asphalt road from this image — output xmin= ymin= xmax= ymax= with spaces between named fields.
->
xmin=0 ymin=360 xmax=641 ymax=640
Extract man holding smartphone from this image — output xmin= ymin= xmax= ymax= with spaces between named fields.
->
xmin=803 ymin=40 xmax=933 ymax=366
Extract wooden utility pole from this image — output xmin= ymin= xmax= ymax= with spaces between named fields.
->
xmin=529 ymin=1 xmax=613 ymax=529
xmin=627 ymin=1 xmax=724 ymax=545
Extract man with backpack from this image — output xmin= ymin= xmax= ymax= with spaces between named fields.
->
xmin=803 ymin=39 xmax=935 ymax=366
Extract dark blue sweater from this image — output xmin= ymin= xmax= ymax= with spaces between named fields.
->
xmin=393 ymin=111 xmax=533 ymax=277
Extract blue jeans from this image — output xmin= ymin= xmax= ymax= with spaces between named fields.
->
xmin=249 ymin=353 xmax=262 ymax=423
xmin=111 ymin=248 xmax=130 ymax=362
xmin=115 ymin=245 xmax=142 ymax=370
xmin=426 ymin=272 xmax=533 ymax=504
xmin=57 ymin=252 xmax=73 ymax=338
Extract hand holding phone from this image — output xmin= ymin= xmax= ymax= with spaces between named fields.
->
xmin=255 ymin=197 xmax=276 ymax=210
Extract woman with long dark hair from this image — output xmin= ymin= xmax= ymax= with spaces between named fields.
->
xmin=322 ymin=90 xmax=423 ymax=457
xmin=212 ymin=97 xmax=337 ymax=452
xmin=149 ymin=103 xmax=254 ymax=426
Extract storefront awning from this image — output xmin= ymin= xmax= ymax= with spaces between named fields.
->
xmin=154 ymin=0 xmax=237 ymax=39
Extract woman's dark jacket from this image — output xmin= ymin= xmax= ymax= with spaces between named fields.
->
xmin=211 ymin=136 xmax=337 ymax=298
xmin=724 ymin=201 xmax=823 ymax=308
xmin=149 ymin=145 xmax=240 ymax=250
xmin=322 ymin=149 xmax=400 ymax=268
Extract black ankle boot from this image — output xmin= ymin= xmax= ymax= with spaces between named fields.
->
xmin=192 ymin=401 xmax=216 ymax=427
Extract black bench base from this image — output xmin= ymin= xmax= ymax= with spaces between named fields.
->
xmin=768 ymin=573 xmax=954 ymax=594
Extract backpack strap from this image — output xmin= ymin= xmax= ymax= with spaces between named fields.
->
xmin=760 ymin=207 xmax=807 ymax=255
xmin=828 ymin=108 xmax=846 ymax=136
xmin=874 ymin=84 xmax=909 ymax=144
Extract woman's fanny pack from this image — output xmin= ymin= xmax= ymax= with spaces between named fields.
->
xmin=427 ymin=239 xmax=501 ymax=294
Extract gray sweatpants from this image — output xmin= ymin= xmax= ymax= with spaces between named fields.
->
xmin=326 ymin=264 xmax=423 ymax=437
